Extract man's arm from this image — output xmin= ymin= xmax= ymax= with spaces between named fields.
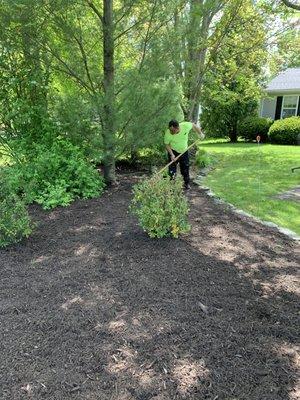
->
xmin=192 ymin=123 xmax=205 ymax=140
xmin=166 ymin=144 xmax=175 ymax=161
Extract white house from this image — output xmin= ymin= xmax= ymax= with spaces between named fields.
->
xmin=260 ymin=68 xmax=300 ymax=120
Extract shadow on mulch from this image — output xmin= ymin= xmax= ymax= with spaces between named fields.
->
xmin=0 ymin=176 xmax=299 ymax=400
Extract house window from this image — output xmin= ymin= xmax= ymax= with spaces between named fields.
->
xmin=281 ymin=95 xmax=299 ymax=119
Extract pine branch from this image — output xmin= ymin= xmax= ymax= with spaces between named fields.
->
xmin=86 ymin=0 xmax=104 ymax=23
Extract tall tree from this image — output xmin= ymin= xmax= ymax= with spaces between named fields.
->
xmin=168 ymin=0 xmax=246 ymax=122
xmin=0 ymin=0 xmax=50 ymax=140
xmin=200 ymin=0 xmax=267 ymax=141
xmin=184 ymin=0 xmax=222 ymax=121
xmin=42 ymin=0 xmax=117 ymax=183
xmin=102 ymin=0 xmax=116 ymax=184
xmin=41 ymin=0 xmax=180 ymax=182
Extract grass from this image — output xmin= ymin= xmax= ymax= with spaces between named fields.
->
xmin=200 ymin=141 xmax=300 ymax=235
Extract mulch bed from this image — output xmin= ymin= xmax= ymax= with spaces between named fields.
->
xmin=1 ymin=174 xmax=299 ymax=400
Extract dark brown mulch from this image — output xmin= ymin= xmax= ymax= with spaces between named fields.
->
xmin=1 ymin=175 xmax=299 ymax=400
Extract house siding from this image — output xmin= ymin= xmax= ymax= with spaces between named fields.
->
xmin=260 ymin=97 xmax=276 ymax=119
xmin=260 ymin=93 xmax=300 ymax=119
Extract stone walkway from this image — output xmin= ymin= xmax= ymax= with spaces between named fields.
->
xmin=275 ymin=186 xmax=300 ymax=202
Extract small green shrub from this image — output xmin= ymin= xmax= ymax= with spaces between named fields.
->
xmin=131 ymin=174 xmax=190 ymax=238
xmin=238 ymin=116 xmax=273 ymax=142
xmin=268 ymin=116 xmax=300 ymax=145
xmin=0 ymin=175 xmax=32 ymax=247
xmin=6 ymin=138 xmax=105 ymax=209
xmin=195 ymin=149 xmax=213 ymax=168
xmin=137 ymin=148 xmax=166 ymax=167
xmin=34 ymin=181 xmax=74 ymax=209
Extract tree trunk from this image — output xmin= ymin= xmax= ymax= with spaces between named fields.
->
xmin=185 ymin=0 xmax=210 ymax=123
xmin=189 ymin=102 xmax=200 ymax=123
xmin=229 ymin=120 xmax=238 ymax=142
xmin=281 ymin=0 xmax=300 ymax=11
xmin=229 ymin=132 xmax=237 ymax=142
xmin=20 ymin=5 xmax=48 ymax=138
xmin=102 ymin=0 xmax=116 ymax=185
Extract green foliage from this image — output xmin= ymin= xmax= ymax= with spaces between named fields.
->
xmin=268 ymin=117 xmax=300 ymax=145
xmin=136 ymin=148 xmax=167 ymax=168
xmin=200 ymin=0 xmax=267 ymax=142
xmin=0 ymin=174 xmax=32 ymax=247
xmin=195 ymin=148 xmax=214 ymax=168
xmin=131 ymin=174 xmax=190 ymax=238
xmin=51 ymin=89 xmax=103 ymax=161
xmin=117 ymin=74 xmax=183 ymax=157
xmin=0 ymin=0 xmax=298 ymax=180
xmin=6 ymin=138 xmax=105 ymax=209
xmin=238 ymin=116 xmax=273 ymax=142
xmin=269 ymin=23 xmax=300 ymax=74
xmin=0 ymin=143 xmax=12 ymax=166
xmin=0 ymin=1 xmax=50 ymax=140
xmin=201 ymin=76 xmax=259 ymax=141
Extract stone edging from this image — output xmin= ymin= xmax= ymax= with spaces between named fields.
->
xmin=193 ymin=173 xmax=300 ymax=242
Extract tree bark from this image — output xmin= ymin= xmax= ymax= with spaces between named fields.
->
xmin=281 ymin=0 xmax=300 ymax=11
xmin=102 ymin=0 xmax=116 ymax=184
xmin=229 ymin=120 xmax=238 ymax=142
xmin=186 ymin=0 xmax=211 ymax=123
xmin=20 ymin=5 xmax=48 ymax=138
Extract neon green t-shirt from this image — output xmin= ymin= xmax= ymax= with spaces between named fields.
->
xmin=164 ymin=121 xmax=193 ymax=153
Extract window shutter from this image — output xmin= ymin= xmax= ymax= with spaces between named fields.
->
xmin=275 ymin=96 xmax=283 ymax=120
xmin=297 ymin=96 xmax=300 ymax=116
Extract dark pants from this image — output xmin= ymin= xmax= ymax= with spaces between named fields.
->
xmin=168 ymin=149 xmax=190 ymax=185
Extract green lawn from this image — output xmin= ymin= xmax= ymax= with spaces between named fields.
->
xmin=200 ymin=141 xmax=300 ymax=235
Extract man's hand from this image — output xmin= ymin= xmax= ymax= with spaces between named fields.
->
xmin=166 ymin=144 xmax=176 ymax=161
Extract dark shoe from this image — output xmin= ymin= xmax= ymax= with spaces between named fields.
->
xmin=184 ymin=183 xmax=191 ymax=190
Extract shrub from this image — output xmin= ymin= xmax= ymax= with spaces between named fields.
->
xmin=137 ymin=148 xmax=166 ymax=167
xmin=131 ymin=174 xmax=190 ymax=238
xmin=6 ymin=138 xmax=105 ymax=209
xmin=195 ymin=148 xmax=214 ymax=168
xmin=0 ymin=174 xmax=32 ymax=247
xmin=268 ymin=116 xmax=300 ymax=145
xmin=238 ymin=116 xmax=273 ymax=142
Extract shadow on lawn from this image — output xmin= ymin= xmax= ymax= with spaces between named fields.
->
xmin=0 ymin=179 xmax=299 ymax=400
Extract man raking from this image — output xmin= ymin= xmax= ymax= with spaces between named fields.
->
xmin=164 ymin=120 xmax=205 ymax=189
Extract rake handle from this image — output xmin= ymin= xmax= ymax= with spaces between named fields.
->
xmin=155 ymin=140 xmax=200 ymax=176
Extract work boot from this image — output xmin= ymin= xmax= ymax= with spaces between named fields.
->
xmin=184 ymin=183 xmax=191 ymax=190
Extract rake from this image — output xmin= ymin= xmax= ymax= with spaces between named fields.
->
xmin=291 ymin=167 xmax=300 ymax=173
xmin=153 ymin=139 xmax=200 ymax=177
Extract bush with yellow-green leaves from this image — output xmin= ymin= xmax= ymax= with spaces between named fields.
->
xmin=131 ymin=174 xmax=190 ymax=238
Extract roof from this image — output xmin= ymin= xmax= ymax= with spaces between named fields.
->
xmin=266 ymin=68 xmax=300 ymax=93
